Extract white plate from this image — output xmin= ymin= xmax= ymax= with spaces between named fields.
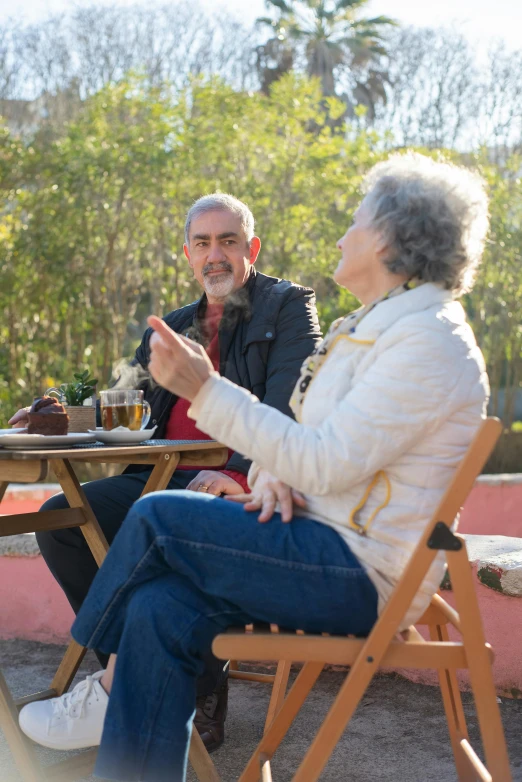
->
xmin=0 ymin=428 xmax=27 ymax=435
xmin=0 ymin=432 xmax=97 ymax=449
xmin=88 ymin=426 xmax=157 ymax=445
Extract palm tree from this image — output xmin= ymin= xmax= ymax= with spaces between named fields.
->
xmin=256 ymin=0 xmax=395 ymax=99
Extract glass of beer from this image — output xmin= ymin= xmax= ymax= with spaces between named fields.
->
xmin=100 ymin=390 xmax=151 ymax=431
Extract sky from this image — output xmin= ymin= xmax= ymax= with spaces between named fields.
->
xmin=3 ymin=0 xmax=522 ymax=51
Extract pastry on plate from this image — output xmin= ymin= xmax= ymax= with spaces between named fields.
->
xmin=27 ymin=396 xmax=69 ymax=435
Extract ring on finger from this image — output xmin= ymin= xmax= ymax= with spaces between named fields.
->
xmin=198 ymin=485 xmax=209 ymax=492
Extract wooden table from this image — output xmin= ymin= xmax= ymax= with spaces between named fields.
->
xmin=0 ymin=438 xmax=226 ymax=782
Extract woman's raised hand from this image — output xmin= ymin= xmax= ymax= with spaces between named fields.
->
xmin=147 ymin=315 xmax=216 ymax=401
xmin=227 ymin=468 xmax=307 ymax=523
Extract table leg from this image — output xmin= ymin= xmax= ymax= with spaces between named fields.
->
xmin=189 ymin=724 xmax=222 ymax=782
xmin=46 ymin=459 xmax=111 ymax=695
xmin=43 ymin=454 xmax=180 ymax=696
xmin=52 ymin=459 xmax=109 ymax=567
xmin=0 ymin=671 xmax=43 ymax=782
xmin=0 ymin=481 xmax=8 ymax=504
xmin=140 ymin=452 xmax=181 ymax=496
xmin=49 ymin=640 xmax=88 ymax=698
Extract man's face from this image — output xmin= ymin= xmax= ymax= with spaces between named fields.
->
xmin=184 ymin=209 xmax=261 ymax=303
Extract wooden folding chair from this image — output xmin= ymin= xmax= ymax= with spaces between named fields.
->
xmin=213 ymin=417 xmax=513 ymax=782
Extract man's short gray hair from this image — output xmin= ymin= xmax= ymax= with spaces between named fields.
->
xmin=362 ymin=152 xmax=490 ymax=296
xmin=184 ymin=193 xmax=255 ymax=245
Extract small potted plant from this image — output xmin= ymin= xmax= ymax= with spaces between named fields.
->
xmin=47 ymin=371 xmax=98 ymax=432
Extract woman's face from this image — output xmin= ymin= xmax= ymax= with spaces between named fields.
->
xmin=334 ymin=200 xmax=385 ymax=290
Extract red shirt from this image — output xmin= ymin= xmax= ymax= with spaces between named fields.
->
xmin=164 ymin=303 xmax=249 ymax=492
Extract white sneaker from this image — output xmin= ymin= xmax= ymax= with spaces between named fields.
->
xmin=19 ymin=670 xmax=108 ymax=750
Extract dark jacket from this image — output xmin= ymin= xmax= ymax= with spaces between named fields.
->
xmin=129 ymin=269 xmax=322 ymax=475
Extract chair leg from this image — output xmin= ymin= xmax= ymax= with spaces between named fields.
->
xmin=188 ymin=724 xmax=221 ymax=782
xmin=0 ymin=670 xmax=43 ymax=782
xmin=429 ymin=623 xmax=474 ymax=782
xmin=264 ymin=660 xmax=291 ymax=733
xmin=239 ymin=662 xmax=324 ymax=782
xmin=230 ymin=670 xmax=276 ymax=684
xmin=260 ymin=753 xmax=273 ymax=782
xmin=290 ymin=648 xmax=384 ymax=782
xmin=447 ymin=547 xmax=512 ymax=782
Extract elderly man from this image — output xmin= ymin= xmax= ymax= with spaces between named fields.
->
xmin=10 ymin=193 xmax=321 ymax=752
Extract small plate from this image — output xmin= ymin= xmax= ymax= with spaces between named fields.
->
xmin=0 ymin=432 xmax=97 ymax=449
xmin=89 ymin=426 xmax=157 ymax=445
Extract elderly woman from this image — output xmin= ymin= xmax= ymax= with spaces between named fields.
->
xmin=20 ymin=153 xmax=489 ymax=781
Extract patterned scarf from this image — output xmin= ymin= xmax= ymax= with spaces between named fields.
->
xmin=289 ymin=280 xmax=423 ymax=421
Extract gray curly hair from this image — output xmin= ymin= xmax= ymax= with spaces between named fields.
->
xmin=362 ymin=152 xmax=490 ymax=296
xmin=184 ymin=193 xmax=255 ymax=245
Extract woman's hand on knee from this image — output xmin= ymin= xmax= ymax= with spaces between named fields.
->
xmin=226 ymin=469 xmax=306 ymax=523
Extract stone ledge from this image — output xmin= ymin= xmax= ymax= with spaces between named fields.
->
xmin=465 ymin=534 xmax=522 ymax=597
xmin=2 ymin=483 xmax=60 ymax=500
xmin=5 ymin=475 xmax=519 ymax=495
xmin=2 ymin=532 xmax=521 ymax=601
xmin=475 ymin=473 xmax=522 ymax=486
xmin=0 ymin=533 xmax=40 ymax=557
xmin=439 ymin=534 xmax=522 ymax=597
xmin=2 ymin=532 xmax=521 ymax=696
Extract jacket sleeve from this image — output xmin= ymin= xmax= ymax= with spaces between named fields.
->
xmin=224 ymin=287 xmax=322 ymax=474
xmin=190 ymin=329 xmax=487 ymax=495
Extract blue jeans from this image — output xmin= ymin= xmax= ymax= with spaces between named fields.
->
xmin=72 ymin=490 xmax=378 ymax=782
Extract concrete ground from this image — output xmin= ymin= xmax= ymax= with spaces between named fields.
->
xmin=1 ymin=640 xmax=521 ymax=782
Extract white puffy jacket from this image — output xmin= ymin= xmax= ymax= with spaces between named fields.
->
xmin=189 ymin=283 xmax=489 ymax=628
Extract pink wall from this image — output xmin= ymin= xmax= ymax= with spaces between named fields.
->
xmin=0 ymin=556 xmax=74 ymax=644
xmin=459 ymin=481 xmax=522 ymax=537
xmin=2 ymin=554 xmax=520 ymax=696
xmin=1 ymin=478 xmax=521 ymax=691
xmin=395 ymin=564 xmax=522 ymax=698
xmin=0 ymin=498 xmax=43 ymax=515
xmin=0 ymin=487 xmax=72 ymax=643
xmin=2 ymin=478 xmax=521 ymax=536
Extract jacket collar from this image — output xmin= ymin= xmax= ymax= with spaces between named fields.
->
xmin=351 ymin=283 xmax=456 ymax=341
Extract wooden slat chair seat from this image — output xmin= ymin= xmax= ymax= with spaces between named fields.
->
xmin=212 ymin=418 xmax=513 ymax=782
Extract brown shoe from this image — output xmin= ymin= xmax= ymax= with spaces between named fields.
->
xmin=194 ymin=681 xmax=228 ymax=753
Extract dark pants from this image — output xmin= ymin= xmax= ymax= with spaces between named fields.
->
xmin=36 ymin=469 xmax=228 ymax=697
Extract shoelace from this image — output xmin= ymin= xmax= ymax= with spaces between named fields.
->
xmin=52 ymin=675 xmax=100 ymax=720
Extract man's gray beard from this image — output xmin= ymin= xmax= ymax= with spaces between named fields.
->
xmin=202 ymin=272 xmax=235 ymax=300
